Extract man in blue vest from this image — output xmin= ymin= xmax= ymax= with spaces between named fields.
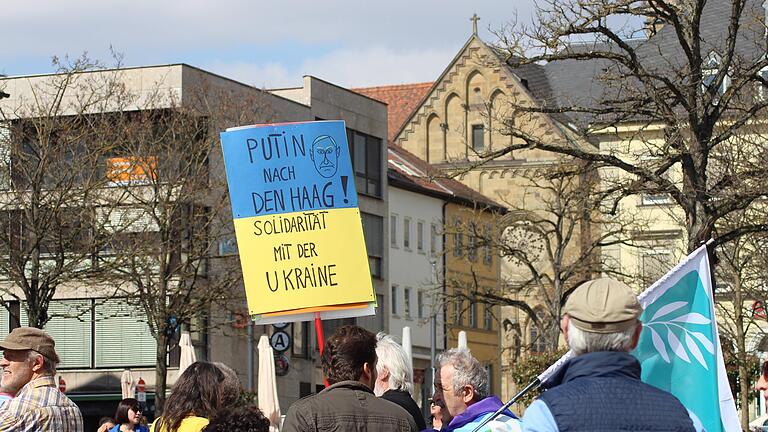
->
xmin=522 ymin=278 xmax=698 ymax=432
xmin=432 ymin=348 xmax=521 ymax=432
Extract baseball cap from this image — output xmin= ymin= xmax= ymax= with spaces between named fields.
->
xmin=563 ymin=278 xmax=642 ymax=334
xmin=0 ymin=327 xmax=60 ymax=364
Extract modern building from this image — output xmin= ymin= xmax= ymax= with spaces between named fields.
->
xmin=0 ymin=65 xmax=390 ymax=425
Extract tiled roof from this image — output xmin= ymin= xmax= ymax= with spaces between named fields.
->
xmin=504 ymin=0 xmax=766 ymax=126
xmin=388 ymin=144 xmax=506 ymax=212
xmin=353 ymin=83 xmax=433 ymax=142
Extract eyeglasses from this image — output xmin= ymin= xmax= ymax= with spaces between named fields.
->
xmin=130 ymin=407 xmax=142 ymax=413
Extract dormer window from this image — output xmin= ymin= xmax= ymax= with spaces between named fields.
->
xmin=702 ymin=52 xmax=728 ymax=96
xmin=757 ymin=66 xmax=768 ymax=101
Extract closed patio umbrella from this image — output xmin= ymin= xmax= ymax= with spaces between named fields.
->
xmin=120 ymin=369 xmax=134 ymax=399
xmin=178 ymin=331 xmax=196 ymax=376
xmin=258 ymin=335 xmax=281 ymax=432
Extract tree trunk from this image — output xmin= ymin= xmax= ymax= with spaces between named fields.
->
xmin=687 ymin=201 xmax=713 ymax=254
xmin=155 ymin=334 xmax=169 ymax=415
xmin=733 ymin=276 xmax=750 ymax=430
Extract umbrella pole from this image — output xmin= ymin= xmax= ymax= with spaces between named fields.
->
xmin=314 ymin=312 xmax=330 ymax=388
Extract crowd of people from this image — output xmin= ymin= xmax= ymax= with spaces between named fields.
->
xmin=0 ymin=277 xmax=742 ymax=431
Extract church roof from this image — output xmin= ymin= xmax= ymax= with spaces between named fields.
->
xmin=387 ymin=144 xmax=506 ymax=213
xmin=353 ymin=82 xmax=433 ymax=142
xmin=501 ymin=0 xmax=766 ymax=126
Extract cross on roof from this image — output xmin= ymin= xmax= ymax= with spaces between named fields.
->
xmin=471 ymin=13 xmax=480 ymax=36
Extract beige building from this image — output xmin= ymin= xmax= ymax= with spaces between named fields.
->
xmin=359 ymin=28 xmax=596 ymax=400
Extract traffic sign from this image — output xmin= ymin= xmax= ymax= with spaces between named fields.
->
xmin=270 ymin=330 xmax=291 ymax=352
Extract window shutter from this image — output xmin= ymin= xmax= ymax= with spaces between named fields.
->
xmin=20 ymin=300 xmax=92 ymax=369
xmin=0 ymin=308 xmax=9 ymax=338
xmin=94 ymin=299 xmax=156 ymax=367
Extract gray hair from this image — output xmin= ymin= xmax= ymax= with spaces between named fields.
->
xmin=28 ymin=351 xmax=57 ymax=376
xmin=566 ymin=320 xmax=638 ymax=355
xmin=375 ymin=333 xmax=413 ymax=394
xmin=437 ymin=348 xmax=488 ymax=400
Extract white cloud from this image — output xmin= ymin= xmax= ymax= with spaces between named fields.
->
xmin=3 ymin=0 xmax=538 ymax=85
xmin=204 ymin=61 xmax=298 ymax=89
xmin=203 ymin=45 xmax=458 ymax=90
xmin=299 ymin=46 xmax=456 ymax=88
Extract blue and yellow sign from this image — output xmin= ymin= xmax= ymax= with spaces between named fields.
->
xmin=220 ymin=121 xmax=375 ymax=316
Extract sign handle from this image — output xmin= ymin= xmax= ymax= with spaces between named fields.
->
xmin=314 ymin=312 xmax=330 ymax=388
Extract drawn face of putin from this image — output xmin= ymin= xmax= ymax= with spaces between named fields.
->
xmin=310 ymin=135 xmax=340 ymax=178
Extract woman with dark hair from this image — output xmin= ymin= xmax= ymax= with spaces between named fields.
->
xmin=110 ymin=398 xmax=148 ymax=432
xmin=202 ymin=405 xmax=270 ymax=432
xmin=150 ymin=361 xmax=229 ymax=432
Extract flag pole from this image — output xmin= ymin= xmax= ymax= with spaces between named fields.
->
xmin=470 ymin=378 xmax=540 ymax=432
xmin=470 ymin=351 xmax=574 ymax=432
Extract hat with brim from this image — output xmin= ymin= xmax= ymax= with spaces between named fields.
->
xmin=564 ymin=278 xmax=643 ymax=334
xmin=0 ymin=327 xmax=60 ymax=364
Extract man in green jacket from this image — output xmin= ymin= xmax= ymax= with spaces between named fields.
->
xmin=283 ymin=325 xmax=417 ymax=432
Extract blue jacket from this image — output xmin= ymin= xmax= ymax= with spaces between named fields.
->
xmin=434 ymin=396 xmax=521 ymax=432
xmin=523 ymin=351 xmax=698 ymax=432
xmin=110 ymin=425 xmax=149 ymax=432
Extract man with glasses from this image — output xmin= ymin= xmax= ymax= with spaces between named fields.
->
xmin=754 ymin=361 xmax=768 ymax=430
xmin=0 ymin=327 xmax=84 ymax=431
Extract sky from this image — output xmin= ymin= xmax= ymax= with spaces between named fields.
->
xmin=3 ymin=0 xmax=535 ymax=89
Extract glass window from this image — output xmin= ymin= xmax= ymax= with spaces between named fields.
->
xmin=391 ymin=285 xmax=399 ymax=315
xmin=95 ymin=299 xmax=156 ymax=367
xmin=454 ymin=297 xmax=463 ymax=325
xmin=468 ymin=302 xmax=476 ymax=328
xmin=530 ymin=311 xmax=548 ymax=353
xmin=484 ymin=304 xmax=493 ymax=330
xmin=417 ymin=291 xmax=425 ymax=319
xmin=468 ymin=223 xmax=477 ymax=262
xmin=292 ymin=322 xmax=310 ymax=359
xmin=404 ymin=287 xmax=411 ymax=319
xmin=483 ymin=225 xmax=493 ymax=265
xmin=642 ymin=248 xmax=673 ymax=287
xmin=417 ymin=221 xmax=424 ymax=253
xmin=472 ymin=125 xmax=484 ymax=151
xmin=347 ymin=129 xmax=382 ymax=197
xmin=404 ymin=218 xmax=411 ymax=249
xmin=361 ymin=213 xmax=384 ymax=278
xmin=390 ymin=214 xmax=398 ymax=248
xmin=22 ymin=300 xmax=92 ymax=369
xmin=431 ymin=223 xmax=439 ymax=255
xmin=453 ymin=219 xmax=463 ymax=257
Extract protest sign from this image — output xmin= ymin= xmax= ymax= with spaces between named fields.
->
xmin=220 ymin=121 xmax=376 ymax=318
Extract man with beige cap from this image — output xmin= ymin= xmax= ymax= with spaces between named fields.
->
xmin=522 ymin=278 xmax=697 ymax=432
xmin=0 ymin=326 xmax=83 ymax=431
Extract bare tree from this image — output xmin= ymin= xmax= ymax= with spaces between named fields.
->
xmin=716 ymin=212 xmax=768 ymax=428
xmin=490 ymin=0 xmax=768 ymax=254
xmin=442 ymin=160 xmax=644 ymax=352
xmin=0 ymin=55 xmax=131 ymax=327
xmin=102 ymin=79 xmax=273 ymax=412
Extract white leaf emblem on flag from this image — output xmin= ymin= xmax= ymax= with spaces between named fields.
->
xmin=670 ymin=313 xmax=710 ymax=325
xmin=644 ymin=300 xmax=713 ymax=368
xmin=650 ymin=301 xmax=687 ymax=321
xmin=685 ymin=332 xmax=708 ymax=370
xmin=648 ymin=327 xmax=669 ymax=362
xmin=690 ymin=331 xmax=714 ymax=354
xmin=667 ymin=328 xmax=690 ymax=363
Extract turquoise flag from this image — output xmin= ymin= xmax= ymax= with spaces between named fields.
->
xmin=632 ymin=243 xmax=739 ymax=432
